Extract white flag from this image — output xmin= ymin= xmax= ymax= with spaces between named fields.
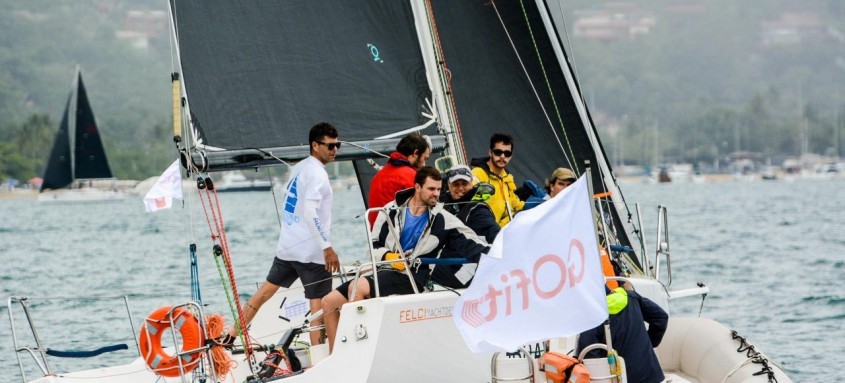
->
xmin=143 ymin=160 xmax=183 ymax=212
xmin=453 ymin=175 xmax=608 ymax=353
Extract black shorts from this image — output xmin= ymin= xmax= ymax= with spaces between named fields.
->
xmin=266 ymin=258 xmax=332 ymax=299
xmin=335 ymin=269 xmax=421 ymax=300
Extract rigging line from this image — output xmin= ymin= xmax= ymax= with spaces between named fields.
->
xmin=248 ymin=148 xmax=294 ymax=167
xmin=337 ymin=141 xmax=390 ymax=159
xmin=424 ymin=0 xmax=467 ymax=164
xmin=267 ymin=167 xmax=282 ymax=229
xmin=515 ymin=0 xmax=579 ymax=172
xmin=551 ymin=1 xmax=637 ymax=227
xmin=489 ymin=0 xmax=575 ymax=172
xmin=168 ymin=2 xmax=176 ymax=75
xmin=209 ymin=193 xmax=258 ymax=368
xmin=196 ymin=185 xmax=255 ymax=362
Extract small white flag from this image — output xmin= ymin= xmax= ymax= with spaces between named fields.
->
xmin=143 ymin=160 xmax=183 ymax=212
xmin=453 ymin=175 xmax=608 ymax=353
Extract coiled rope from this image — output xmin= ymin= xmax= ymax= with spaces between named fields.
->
xmin=205 ymin=314 xmax=236 ymax=378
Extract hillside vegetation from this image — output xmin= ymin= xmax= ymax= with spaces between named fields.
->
xmin=1 ymin=0 xmax=844 ymax=181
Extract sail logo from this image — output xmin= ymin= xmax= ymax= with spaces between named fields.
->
xmin=367 ymin=43 xmax=383 ymax=63
xmin=460 ymin=240 xmax=587 ymax=328
xmin=282 ymin=176 xmax=300 ymax=225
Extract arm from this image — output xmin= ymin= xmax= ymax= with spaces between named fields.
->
xmin=370 ymin=205 xmax=398 ymax=261
xmin=635 ymin=292 xmax=669 ymax=347
xmin=504 ymin=177 xmax=525 ymax=212
xmin=465 ymin=204 xmax=500 ymax=243
xmin=303 ymin=199 xmax=339 ymax=272
xmin=443 ymin=213 xmax=490 ymax=263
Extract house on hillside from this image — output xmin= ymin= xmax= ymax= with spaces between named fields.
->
xmin=115 ymin=10 xmax=168 ymax=51
xmin=573 ymin=3 xmax=656 ymax=41
xmin=760 ymin=12 xmax=830 ymax=47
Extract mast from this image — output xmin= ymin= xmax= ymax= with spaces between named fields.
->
xmin=69 ymin=66 xmax=80 ymax=183
xmin=412 ymin=0 xmax=466 ymax=165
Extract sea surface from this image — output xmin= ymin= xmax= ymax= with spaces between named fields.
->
xmin=1 ymin=178 xmax=843 ymax=382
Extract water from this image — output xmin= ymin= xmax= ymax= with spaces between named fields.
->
xmin=1 ymin=179 xmax=843 ymax=382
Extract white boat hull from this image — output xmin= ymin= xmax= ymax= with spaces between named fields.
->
xmin=37 ymin=189 xmax=129 ymax=202
xmin=657 ymin=317 xmax=792 ymax=383
xmin=21 ymin=287 xmax=791 ymax=383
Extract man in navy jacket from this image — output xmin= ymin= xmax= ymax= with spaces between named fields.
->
xmin=577 ymin=284 xmax=669 ymax=383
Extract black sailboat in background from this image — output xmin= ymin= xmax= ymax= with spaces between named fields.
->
xmin=39 ymin=68 xmax=126 ymax=202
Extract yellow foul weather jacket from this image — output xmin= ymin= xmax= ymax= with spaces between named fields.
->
xmin=471 ymin=159 xmax=524 ymax=227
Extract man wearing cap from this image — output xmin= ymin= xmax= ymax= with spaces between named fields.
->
xmin=432 ymin=165 xmax=501 ymax=288
xmin=545 ymin=167 xmax=577 ymax=199
xmin=470 ymin=133 xmax=524 ymax=227
xmin=440 ymin=165 xmax=500 ymax=243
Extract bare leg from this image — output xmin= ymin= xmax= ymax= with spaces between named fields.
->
xmin=321 ymin=290 xmax=347 ymax=353
xmin=308 ymin=298 xmax=324 ymax=345
xmin=228 ymin=281 xmax=280 ymax=338
xmin=323 ymin=277 xmax=371 ymax=353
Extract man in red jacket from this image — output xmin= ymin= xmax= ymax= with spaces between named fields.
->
xmin=367 ymin=133 xmax=430 ymax=227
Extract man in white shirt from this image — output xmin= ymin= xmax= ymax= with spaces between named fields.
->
xmin=225 ymin=122 xmax=341 ymax=347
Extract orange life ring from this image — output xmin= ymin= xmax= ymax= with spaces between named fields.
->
xmin=139 ymin=306 xmax=205 ymax=377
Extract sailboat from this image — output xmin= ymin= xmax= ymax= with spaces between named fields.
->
xmin=9 ymin=1 xmax=791 ymax=382
xmin=38 ymin=68 xmax=126 ymax=202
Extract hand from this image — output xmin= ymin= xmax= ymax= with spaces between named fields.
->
xmin=324 ymin=247 xmax=340 ymax=273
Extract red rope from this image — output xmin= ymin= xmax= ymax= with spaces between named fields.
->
xmin=196 ymin=178 xmax=254 ymax=360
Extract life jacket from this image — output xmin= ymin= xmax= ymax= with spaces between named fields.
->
xmin=600 ymin=247 xmax=619 ymax=290
xmin=543 ymin=352 xmax=591 ymax=383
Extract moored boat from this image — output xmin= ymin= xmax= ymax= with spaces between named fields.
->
xmin=38 ymin=68 xmax=128 ymax=203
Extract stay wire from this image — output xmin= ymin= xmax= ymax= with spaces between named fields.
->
xmin=516 ymin=0 xmax=579 ymax=172
xmin=489 ymin=0 xmax=576 ymax=172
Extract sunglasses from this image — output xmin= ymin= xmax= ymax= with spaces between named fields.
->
xmin=447 ymin=167 xmax=472 ymax=178
xmin=316 ymin=141 xmax=341 ymax=150
xmin=492 ymin=149 xmax=513 ymax=158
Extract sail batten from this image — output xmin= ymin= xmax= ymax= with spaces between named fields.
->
xmin=191 ymin=136 xmax=447 ymax=172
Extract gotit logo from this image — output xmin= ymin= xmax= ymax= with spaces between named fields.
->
xmin=460 ymin=239 xmax=587 ymax=328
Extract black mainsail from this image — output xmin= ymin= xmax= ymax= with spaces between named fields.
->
xmin=170 ymin=1 xmax=436 ymax=157
xmin=427 ymin=0 xmax=634 ymax=249
xmin=41 ymin=71 xmax=113 ymax=191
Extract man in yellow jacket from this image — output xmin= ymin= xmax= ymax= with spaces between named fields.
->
xmin=470 ymin=133 xmax=524 ymax=227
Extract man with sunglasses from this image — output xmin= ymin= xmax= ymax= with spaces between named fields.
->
xmin=470 ymin=133 xmax=525 ymax=227
xmin=367 ymin=133 xmax=430 ymax=227
xmin=223 ymin=122 xmax=341 ymax=348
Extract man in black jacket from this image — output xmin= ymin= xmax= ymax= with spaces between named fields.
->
xmin=431 ymin=165 xmax=500 ymax=288
xmin=577 ymin=284 xmax=669 ymax=383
